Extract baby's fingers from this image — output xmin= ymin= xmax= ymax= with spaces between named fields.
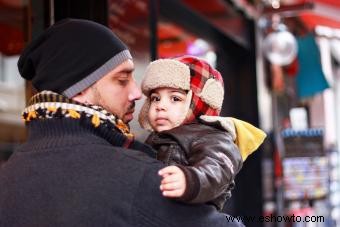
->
xmin=162 ymin=189 xmax=184 ymax=198
xmin=161 ymin=173 xmax=181 ymax=184
xmin=158 ymin=166 xmax=180 ymax=176
xmin=160 ymin=182 xmax=181 ymax=191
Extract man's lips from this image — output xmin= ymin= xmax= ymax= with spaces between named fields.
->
xmin=126 ymin=103 xmax=135 ymax=115
xmin=126 ymin=109 xmax=135 ymax=115
xmin=124 ymin=108 xmax=135 ymax=122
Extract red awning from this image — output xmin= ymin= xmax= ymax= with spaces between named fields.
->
xmin=261 ymin=0 xmax=340 ymax=29
xmin=300 ymin=0 xmax=340 ymax=29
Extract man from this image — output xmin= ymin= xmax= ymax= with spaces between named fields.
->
xmin=0 ymin=19 xmax=243 ymax=227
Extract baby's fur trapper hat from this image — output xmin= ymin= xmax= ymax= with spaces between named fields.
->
xmin=139 ymin=55 xmax=225 ymax=130
xmin=18 ymin=18 xmax=132 ymax=98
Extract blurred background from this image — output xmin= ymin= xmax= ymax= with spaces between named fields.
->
xmin=0 ymin=0 xmax=339 ymax=226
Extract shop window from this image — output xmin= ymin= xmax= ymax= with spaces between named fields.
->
xmin=0 ymin=0 xmax=29 ymax=165
xmin=157 ymin=19 xmax=216 ymax=66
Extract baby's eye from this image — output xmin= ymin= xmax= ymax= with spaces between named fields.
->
xmin=150 ymin=95 xmax=160 ymax=102
xmin=171 ymin=96 xmax=182 ymax=102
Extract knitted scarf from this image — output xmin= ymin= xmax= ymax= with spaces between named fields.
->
xmin=22 ymin=91 xmax=156 ymax=157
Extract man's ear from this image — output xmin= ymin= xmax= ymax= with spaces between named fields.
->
xmin=71 ymin=86 xmax=93 ymax=104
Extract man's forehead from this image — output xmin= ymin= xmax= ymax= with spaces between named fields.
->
xmin=123 ymin=59 xmax=134 ymax=69
xmin=100 ymin=60 xmax=134 ymax=80
xmin=113 ymin=60 xmax=134 ymax=75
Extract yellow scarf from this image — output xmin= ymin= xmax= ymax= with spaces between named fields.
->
xmin=200 ymin=115 xmax=267 ymax=161
xmin=228 ymin=117 xmax=266 ymax=161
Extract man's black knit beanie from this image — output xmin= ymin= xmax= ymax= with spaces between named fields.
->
xmin=18 ymin=18 xmax=132 ymax=98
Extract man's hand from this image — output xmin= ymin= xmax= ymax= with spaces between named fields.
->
xmin=158 ymin=165 xmax=186 ymax=198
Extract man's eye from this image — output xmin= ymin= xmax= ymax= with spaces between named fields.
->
xmin=118 ymin=80 xmax=129 ymax=86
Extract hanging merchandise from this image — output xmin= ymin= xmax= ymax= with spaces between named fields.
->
xmin=284 ymin=57 xmax=299 ymax=77
xmin=263 ymin=29 xmax=298 ymax=66
xmin=295 ymin=33 xmax=329 ymax=98
xmin=330 ymin=38 xmax=340 ymax=64
xmin=270 ymin=63 xmax=285 ymax=93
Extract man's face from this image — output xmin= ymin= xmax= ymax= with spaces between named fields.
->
xmin=87 ymin=59 xmax=142 ymax=123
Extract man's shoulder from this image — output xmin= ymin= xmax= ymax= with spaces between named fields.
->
xmin=115 ymin=146 xmax=161 ymax=165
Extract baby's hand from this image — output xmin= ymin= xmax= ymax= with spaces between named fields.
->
xmin=158 ymin=165 xmax=186 ymax=198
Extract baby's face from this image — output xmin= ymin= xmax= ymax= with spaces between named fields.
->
xmin=148 ymin=87 xmax=188 ymax=132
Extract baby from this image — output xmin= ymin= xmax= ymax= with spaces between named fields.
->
xmin=139 ymin=55 xmax=266 ymax=210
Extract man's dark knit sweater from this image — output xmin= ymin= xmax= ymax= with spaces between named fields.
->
xmin=0 ymin=118 xmax=244 ymax=227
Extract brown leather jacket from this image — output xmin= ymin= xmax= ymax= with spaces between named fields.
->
xmin=145 ymin=121 xmax=243 ymax=210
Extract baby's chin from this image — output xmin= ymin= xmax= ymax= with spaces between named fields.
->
xmin=152 ymin=124 xmax=172 ymax=132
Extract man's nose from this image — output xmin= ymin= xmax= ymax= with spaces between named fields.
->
xmin=128 ymin=80 xmax=142 ymax=101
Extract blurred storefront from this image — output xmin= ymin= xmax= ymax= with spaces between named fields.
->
xmin=1 ymin=0 xmax=340 ymax=226
xmin=257 ymin=1 xmax=340 ymax=226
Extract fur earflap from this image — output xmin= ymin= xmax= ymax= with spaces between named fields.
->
xmin=199 ymin=78 xmax=224 ymax=110
xmin=138 ymin=98 xmax=153 ymax=131
xmin=199 ymin=115 xmax=236 ymax=139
